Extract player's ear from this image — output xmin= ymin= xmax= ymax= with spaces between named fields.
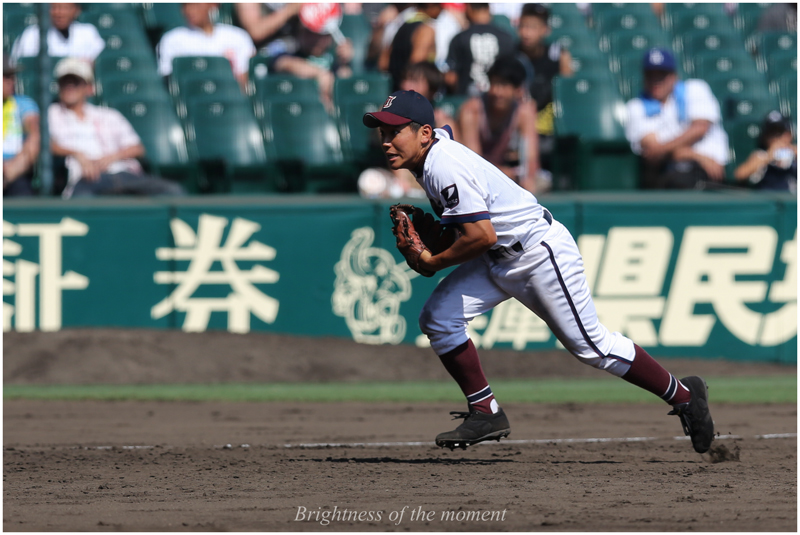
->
xmin=420 ymin=124 xmax=434 ymax=145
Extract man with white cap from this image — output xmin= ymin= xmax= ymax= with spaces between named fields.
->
xmin=624 ymin=47 xmax=730 ymax=189
xmin=48 ymin=58 xmax=184 ymax=198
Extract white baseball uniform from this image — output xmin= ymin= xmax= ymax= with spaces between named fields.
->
xmin=417 ymin=128 xmax=635 ymax=377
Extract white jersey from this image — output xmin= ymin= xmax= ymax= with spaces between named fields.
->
xmin=11 ymin=22 xmax=105 ymax=62
xmin=417 ymin=128 xmax=548 ymax=250
xmin=157 ymin=24 xmax=255 ymax=77
xmin=625 ymin=79 xmax=730 ymax=165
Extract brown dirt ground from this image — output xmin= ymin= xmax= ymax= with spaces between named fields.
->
xmin=3 ymin=329 xmax=798 ymax=532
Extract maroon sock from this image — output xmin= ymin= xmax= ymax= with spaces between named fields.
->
xmin=622 ymin=345 xmax=691 ymax=405
xmin=438 ymin=339 xmax=498 ymax=414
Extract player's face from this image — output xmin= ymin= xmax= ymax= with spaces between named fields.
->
xmin=378 ymin=124 xmax=431 ymax=171
xmin=644 ymin=70 xmax=677 ymax=102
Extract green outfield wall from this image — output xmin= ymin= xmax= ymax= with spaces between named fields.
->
xmin=3 ymin=192 xmax=796 ymax=363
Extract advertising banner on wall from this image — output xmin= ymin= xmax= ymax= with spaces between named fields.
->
xmin=3 ymin=194 xmax=796 ymax=363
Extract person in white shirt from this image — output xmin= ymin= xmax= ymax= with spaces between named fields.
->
xmin=157 ymin=3 xmax=255 ymax=91
xmin=625 ymin=47 xmax=730 ymax=189
xmin=11 ymin=3 xmax=105 ymax=63
xmin=48 ymin=58 xmax=183 ymax=199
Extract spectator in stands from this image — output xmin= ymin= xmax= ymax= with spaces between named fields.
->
xmin=516 ymin=3 xmax=573 ymax=171
xmin=3 ymin=54 xmax=40 ymax=197
xmin=157 ymin=3 xmax=255 ymax=91
xmin=433 ymin=3 xmax=467 ymax=72
xmin=625 ymin=47 xmax=730 ymax=189
xmin=734 ymin=111 xmax=797 ymax=193
xmin=458 ymin=56 xmax=540 ymax=193
xmin=757 ymin=3 xmax=797 ymax=32
xmin=382 ymin=4 xmax=443 ymax=91
xmin=445 ymin=3 xmax=516 ymax=96
xmin=10 ymin=3 xmax=105 ymax=63
xmin=368 ymin=3 xmax=418 ymax=71
xmin=234 ymin=3 xmax=301 ymax=55
xmin=48 ymin=58 xmax=184 ymax=199
xmin=264 ymin=3 xmax=354 ymax=112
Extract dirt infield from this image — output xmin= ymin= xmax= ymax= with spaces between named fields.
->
xmin=3 ymin=329 xmax=798 ymax=531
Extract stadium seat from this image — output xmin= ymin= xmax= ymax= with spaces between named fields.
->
xmin=549 ymin=29 xmax=601 ymax=59
xmin=263 ymin=100 xmax=357 ymax=192
xmin=688 ymin=50 xmax=760 ymax=79
xmin=333 ymin=72 xmax=392 ymax=105
xmin=96 ymin=75 xmax=171 ymax=107
xmin=705 ymin=71 xmax=771 ymax=103
xmin=141 ymin=3 xmax=186 ymax=44
xmin=724 ymin=118 xmax=763 ymax=174
xmin=552 ymin=74 xmax=638 ymax=190
xmin=339 ymin=13 xmax=372 ymax=73
xmin=766 ymin=49 xmax=797 ymax=82
xmin=756 ymin=31 xmax=797 ymax=62
xmin=547 ymin=9 xmax=588 ymax=35
xmin=490 ymin=14 xmax=518 ymax=42
xmin=569 ymin=49 xmax=614 ymax=77
xmin=604 ymin=28 xmax=672 ymax=59
xmin=169 ymin=56 xmax=238 ymax=99
xmin=173 ymin=76 xmax=247 ymax=121
xmin=434 ymin=95 xmax=469 ymax=123
xmin=332 ymin=73 xmax=392 ymax=170
xmin=593 ymin=9 xmax=661 ymax=37
xmin=733 ymin=3 xmax=769 ymax=40
xmin=185 ymin=99 xmax=285 ymax=193
xmin=720 ymin=89 xmax=782 ymax=124
xmin=78 ymin=7 xmax=146 ymax=38
xmin=679 ymin=29 xmax=749 ymax=58
xmin=776 ymin=77 xmax=797 ymax=120
xmin=13 ymin=56 xmax=60 ymax=101
xmin=666 ymin=10 xmax=734 ymax=37
xmin=252 ymin=74 xmax=320 ymax=105
xmin=94 ymin=50 xmax=159 ymax=83
xmin=100 ymin=30 xmax=153 ymax=55
xmin=112 ymin=98 xmax=203 ymax=192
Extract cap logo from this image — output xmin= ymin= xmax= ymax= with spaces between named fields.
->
xmin=382 ymin=96 xmax=396 ymax=109
xmin=649 ymin=50 xmax=664 ymax=65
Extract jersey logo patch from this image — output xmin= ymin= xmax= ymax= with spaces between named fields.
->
xmin=441 ymin=184 xmax=459 ymax=209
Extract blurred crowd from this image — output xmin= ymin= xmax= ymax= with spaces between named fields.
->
xmin=3 ymin=2 xmax=797 ymax=199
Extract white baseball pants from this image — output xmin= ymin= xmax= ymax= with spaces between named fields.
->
xmin=419 ymin=219 xmax=636 ymax=377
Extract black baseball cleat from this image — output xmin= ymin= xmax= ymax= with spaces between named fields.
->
xmin=435 ymin=408 xmax=511 ymax=450
xmin=668 ymin=376 xmax=715 ymax=454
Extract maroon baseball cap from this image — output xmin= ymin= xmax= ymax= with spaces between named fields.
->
xmin=363 ymin=90 xmax=435 ymax=128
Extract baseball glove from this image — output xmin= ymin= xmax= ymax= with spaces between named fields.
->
xmin=390 ymin=204 xmax=435 ymax=277
xmin=392 ymin=203 xmax=458 ymax=255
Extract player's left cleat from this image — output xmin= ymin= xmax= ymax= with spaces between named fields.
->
xmin=435 ymin=408 xmax=511 ymax=451
xmin=668 ymin=376 xmax=714 ymax=454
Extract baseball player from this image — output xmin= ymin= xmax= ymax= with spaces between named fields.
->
xmin=363 ymin=90 xmax=714 ymax=453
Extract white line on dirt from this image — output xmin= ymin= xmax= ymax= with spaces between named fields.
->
xmin=280 ymin=432 xmax=797 ymax=449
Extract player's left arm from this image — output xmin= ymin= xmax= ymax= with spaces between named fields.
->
xmin=419 ymin=219 xmax=496 ymax=272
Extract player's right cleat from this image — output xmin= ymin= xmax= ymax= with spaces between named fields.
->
xmin=435 ymin=408 xmax=511 ymax=450
xmin=668 ymin=376 xmax=714 ymax=454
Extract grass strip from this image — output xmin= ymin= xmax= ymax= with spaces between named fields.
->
xmin=3 ymin=376 xmax=795 ymax=404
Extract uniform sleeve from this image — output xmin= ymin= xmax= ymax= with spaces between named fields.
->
xmin=685 ymin=79 xmax=722 ymax=124
xmin=428 ymin=147 xmax=491 ymax=226
xmin=624 ymin=98 xmax=647 ymax=155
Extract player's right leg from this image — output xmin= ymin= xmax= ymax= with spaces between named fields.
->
xmin=419 ymin=257 xmax=512 ymax=449
xmin=497 ymin=220 xmax=713 ymax=453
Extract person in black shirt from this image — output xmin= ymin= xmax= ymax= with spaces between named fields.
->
xmin=445 ymin=3 xmax=515 ymax=96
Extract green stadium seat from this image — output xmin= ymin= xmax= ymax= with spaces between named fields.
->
xmin=689 ymin=50 xmax=760 ymax=79
xmin=724 ymin=118 xmax=763 ymax=172
xmin=78 ymin=7 xmax=146 ymax=38
xmin=549 ymin=29 xmax=601 ymax=59
xmin=490 ymin=14 xmax=518 ymax=42
xmin=552 ymin=74 xmax=638 ymax=190
xmin=547 ymin=9 xmax=588 ymax=34
xmin=434 ymin=95 xmax=469 ymax=122
xmin=100 ymin=30 xmax=153 ymax=54
xmin=252 ymin=74 xmax=320 ymax=105
xmin=186 ymin=99 xmax=285 ymax=193
xmin=96 ymin=75 xmax=171 ymax=107
xmin=335 ymin=99 xmax=386 ymax=169
xmin=604 ymin=28 xmax=671 ymax=59
xmin=719 ymin=89 xmax=782 ymax=124
xmin=173 ymin=76 xmax=247 ymax=121
xmin=679 ymin=29 xmax=749 ymax=58
xmin=112 ymin=98 xmax=202 ymax=192
xmin=593 ymin=9 xmax=661 ymax=37
xmin=263 ymin=100 xmax=357 ymax=192
xmin=333 ymin=73 xmax=392 ymax=105
xmin=169 ymin=56 xmax=238 ymax=99
xmin=569 ymin=50 xmax=614 ymax=77
xmin=705 ymin=71 xmax=771 ymax=102
xmin=94 ymin=51 xmax=159 ymax=82
xmin=756 ymin=31 xmax=797 ymax=61
xmin=13 ymin=56 xmax=59 ymax=101
xmin=766 ymin=49 xmax=797 ymax=81
xmin=776 ymin=77 xmax=796 ymax=120
xmin=591 ymin=3 xmax=659 ymax=18
xmin=339 ymin=13 xmax=373 ymax=73
xmin=666 ymin=10 xmax=735 ymax=36
xmin=141 ymin=3 xmax=186 ymax=43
